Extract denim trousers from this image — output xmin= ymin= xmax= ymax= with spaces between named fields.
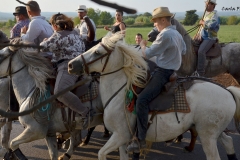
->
xmin=197 ymin=39 xmax=216 ymax=74
xmin=136 ymin=67 xmax=174 ymax=140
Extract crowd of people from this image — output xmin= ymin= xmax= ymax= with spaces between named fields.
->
xmin=6 ymin=0 xmax=220 ymax=152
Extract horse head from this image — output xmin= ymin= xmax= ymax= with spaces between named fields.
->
xmin=68 ymin=32 xmax=125 ymax=75
xmin=0 ymin=31 xmax=10 ymax=50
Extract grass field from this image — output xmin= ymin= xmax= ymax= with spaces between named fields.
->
xmin=1 ymin=25 xmax=240 ymax=44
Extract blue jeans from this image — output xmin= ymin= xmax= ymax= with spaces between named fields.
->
xmin=136 ymin=67 xmax=174 ymax=140
xmin=197 ymin=39 xmax=216 ymax=74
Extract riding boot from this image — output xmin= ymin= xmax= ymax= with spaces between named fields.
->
xmin=126 ymin=139 xmax=146 ymax=153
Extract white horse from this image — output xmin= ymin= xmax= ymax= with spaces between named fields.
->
xmin=0 ymin=31 xmax=12 ymax=157
xmin=0 ymin=45 xmax=103 ymax=160
xmin=68 ymin=32 xmax=240 ymax=160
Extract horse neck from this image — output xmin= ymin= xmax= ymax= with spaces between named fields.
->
xmin=178 ymin=34 xmax=197 ymax=76
xmin=172 ymin=19 xmax=197 ymax=75
xmin=11 ymin=57 xmax=36 ymax=105
xmin=99 ymin=48 xmax=128 ymax=105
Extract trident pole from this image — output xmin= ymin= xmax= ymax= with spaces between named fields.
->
xmin=194 ymin=0 xmax=211 ymax=38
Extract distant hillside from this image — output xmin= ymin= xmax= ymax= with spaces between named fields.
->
xmin=1 ymin=11 xmax=240 ymax=21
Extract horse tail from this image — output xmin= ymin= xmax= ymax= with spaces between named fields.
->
xmin=227 ymin=86 xmax=240 ymax=133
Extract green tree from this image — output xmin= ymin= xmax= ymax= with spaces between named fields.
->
xmin=73 ymin=17 xmax=80 ymax=26
xmin=5 ymin=19 xmax=14 ymax=28
xmin=98 ymin=11 xmax=113 ymax=25
xmin=219 ymin=16 xmax=228 ymax=25
xmin=87 ymin=8 xmax=99 ymax=25
xmin=142 ymin=12 xmax=151 ymax=17
xmin=135 ymin=16 xmax=151 ymax=24
xmin=124 ymin=18 xmax=135 ymax=25
xmin=183 ymin=10 xmax=199 ymax=26
xmin=227 ymin=16 xmax=238 ymax=25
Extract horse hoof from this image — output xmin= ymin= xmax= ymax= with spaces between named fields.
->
xmin=79 ymin=142 xmax=87 ymax=147
xmin=183 ymin=146 xmax=193 ymax=152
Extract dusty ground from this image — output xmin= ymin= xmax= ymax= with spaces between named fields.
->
xmin=213 ymin=73 xmax=239 ymax=87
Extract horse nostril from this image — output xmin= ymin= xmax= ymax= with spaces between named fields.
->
xmin=68 ymin=63 xmax=73 ymax=70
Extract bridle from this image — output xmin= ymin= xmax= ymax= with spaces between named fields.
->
xmin=0 ymin=49 xmax=26 ymax=79
xmin=81 ymin=42 xmax=123 ymax=76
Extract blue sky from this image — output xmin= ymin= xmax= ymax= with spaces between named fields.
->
xmin=0 ymin=0 xmax=240 ymax=13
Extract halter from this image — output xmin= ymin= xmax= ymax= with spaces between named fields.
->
xmin=81 ymin=42 xmax=114 ymax=75
xmin=0 ymin=49 xmax=26 ymax=79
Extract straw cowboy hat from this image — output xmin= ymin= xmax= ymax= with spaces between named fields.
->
xmin=205 ymin=0 xmax=217 ymax=5
xmin=77 ymin=5 xmax=87 ymax=12
xmin=151 ymin=7 xmax=173 ymax=22
xmin=13 ymin=6 xmax=27 ymax=16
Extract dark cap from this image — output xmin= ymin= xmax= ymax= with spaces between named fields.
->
xmin=13 ymin=6 xmax=27 ymax=16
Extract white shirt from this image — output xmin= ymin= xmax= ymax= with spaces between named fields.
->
xmin=145 ymin=25 xmax=186 ymax=71
xmin=21 ymin=16 xmax=53 ymax=45
xmin=75 ymin=18 xmax=96 ymax=41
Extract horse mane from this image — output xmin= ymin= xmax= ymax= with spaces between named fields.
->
xmin=171 ymin=18 xmax=196 ymax=75
xmin=17 ymin=48 xmax=52 ymax=94
xmin=102 ymin=32 xmax=148 ymax=90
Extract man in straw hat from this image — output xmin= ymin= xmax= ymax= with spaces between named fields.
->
xmin=10 ymin=6 xmax=30 ymax=39
xmin=127 ymin=7 xmax=186 ymax=152
xmin=75 ymin=5 xmax=96 ymax=41
xmin=195 ymin=0 xmax=220 ymax=76
xmin=21 ymin=1 xmax=53 ymax=46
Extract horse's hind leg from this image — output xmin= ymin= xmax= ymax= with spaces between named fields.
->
xmin=218 ymin=132 xmax=238 ymax=160
xmin=45 ymin=136 xmax=58 ymax=160
xmin=185 ymin=126 xmax=198 ymax=152
xmin=197 ymin=130 xmax=220 ymax=160
xmin=0 ymin=122 xmax=12 ymax=156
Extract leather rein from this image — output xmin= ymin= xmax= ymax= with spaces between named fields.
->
xmin=0 ymin=49 xmax=26 ymax=79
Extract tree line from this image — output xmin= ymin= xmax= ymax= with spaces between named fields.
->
xmin=1 ymin=8 xmax=240 ymax=29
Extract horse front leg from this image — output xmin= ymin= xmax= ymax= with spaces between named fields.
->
xmin=45 ymin=135 xmax=58 ymax=160
xmin=9 ymin=126 xmax=46 ymax=160
xmin=0 ymin=122 xmax=12 ymax=157
xmin=80 ymin=127 xmax=95 ymax=146
xmin=98 ymin=132 xmax=129 ymax=160
xmin=58 ymin=129 xmax=82 ymax=160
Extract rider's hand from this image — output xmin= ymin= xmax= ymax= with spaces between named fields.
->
xmin=104 ymin=26 xmax=109 ymax=31
xmin=21 ymin=26 xmax=28 ymax=34
xmin=199 ymin=20 xmax=205 ymax=26
xmin=140 ymin=40 xmax=147 ymax=47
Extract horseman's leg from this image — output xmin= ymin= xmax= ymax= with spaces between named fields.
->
xmin=197 ymin=39 xmax=216 ymax=76
xmin=0 ymin=122 xmax=12 ymax=156
xmin=185 ymin=126 xmax=198 ymax=152
xmin=81 ymin=126 xmax=95 ymax=146
xmin=127 ymin=68 xmax=174 ymax=152
xmin=55 ymin=62 xmax=89 ymax=120
xmin=218 ymin=132 xmax=238 ymax=160
xmin=59 ymin=129 xmax=82 ymax=160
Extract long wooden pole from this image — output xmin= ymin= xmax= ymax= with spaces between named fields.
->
xmin=194 ymin=0 xmax=211 ymax=38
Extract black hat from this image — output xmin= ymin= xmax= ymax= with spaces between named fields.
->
xmin=13 ymin=6 xmax=27 ymax=16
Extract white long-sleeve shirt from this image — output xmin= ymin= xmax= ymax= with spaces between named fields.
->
xmin=75 ymin=18 xmax=96 ymax=41
xmin=21 ymin=16 xmax=53 ymax=45
xmin=145 ymin=25 xmax=186 ymax=71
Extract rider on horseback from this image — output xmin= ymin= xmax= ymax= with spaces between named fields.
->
xmin=40 ymin=13 xmax=94 ymax=129
xmin=195 ymin=0 xmax=220 ymax=76
xmin=127 ymin=7 xmax=186 ymax=152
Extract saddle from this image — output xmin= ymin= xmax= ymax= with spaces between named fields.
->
xmin=128 ymin=60 xmax=193 ymax=113
xmin=193 ymin=39 xmax=222 ymax=59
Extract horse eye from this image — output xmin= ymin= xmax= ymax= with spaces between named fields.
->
xmin=95 ymin=51 xmax=100 ymax=55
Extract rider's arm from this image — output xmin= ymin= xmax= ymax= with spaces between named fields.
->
xmin=21 ymin=20 xmax=41 ymax=43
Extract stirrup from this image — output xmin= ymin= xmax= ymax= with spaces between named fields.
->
xmin=192 ymin=71 xmax=200 ymax=77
